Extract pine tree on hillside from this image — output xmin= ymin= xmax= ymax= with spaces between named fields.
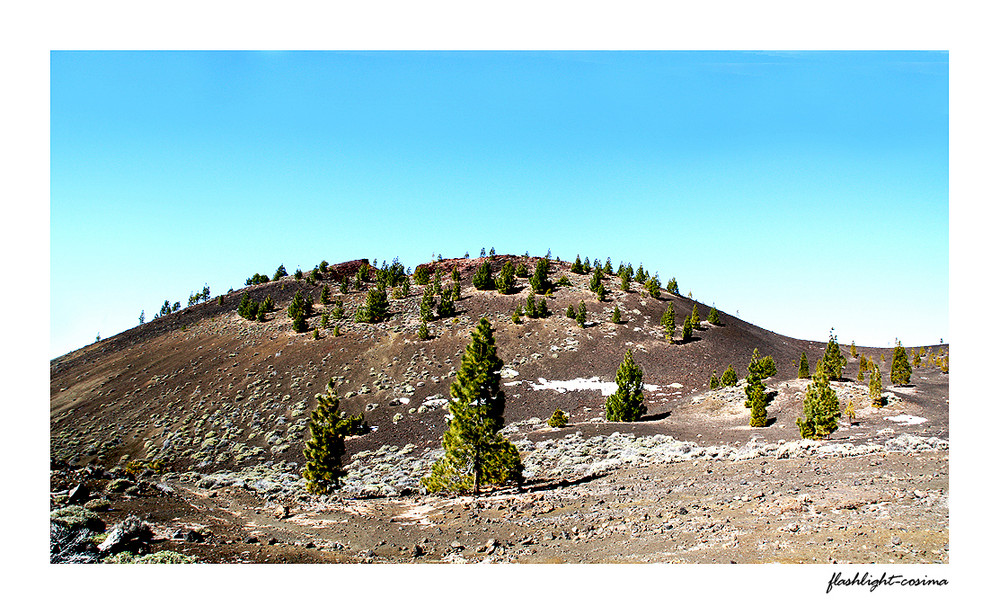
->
xmin=708 ymin=306 xmax=721 ymax=325
xmin=421 ymin=319 xmax=523 ymax=495
xmin=796 ymin=364 xmax=841 ymax=440
xmin=603 ymin=258 xmax=613 ymax=274
xmin=302 ymin=380 xmax=366 ymax=494
xmin=682 ymin=313 xmax=693 ymax=342
xmin=856 ymin=354 xmax=868 ymax=381
xmin=721 ymin=364 xmax=738 ymax=387
xmin=611 ymin=305 xmax=622 ymax=324
xmin=709 ymin=372 xmax=720 ymax=389
xmin=666 ymin=277 xmax=679 ymax=295
xmin=575 ymin=300 xmax=587 ymax=327
xmin=420 ymin=286 xmax=436 ymax=322
xmin=472 ymin=261 xmax=493 ymax=290
xmin=589 ymin=268 xmax=603 ymax=293
xmin=605 ymin=349 xmax=647 ymax=422
xmin=870 ymin=363 xmax=885 ymax=407
xmin=530 ymin=258 xmax=550 ymax=293
xmin=662 ymin=303 xmax=676 ymax=343
xmin=798 ymin=351 xmax=810 ymax=379
xmin=571 ymin=255 xmax=585 ymax=274
xmin=820 ymin=333 xmax=847 ymax=380
xmin=745 ymin=348 xmax=768 ymax=427
xmin=890 ymin=341 xmax=912 ymax=385
xmin=690 ymin=304 xmax=701 ymax=329
xmin=496 ymin=261 xmax=516 ymax=294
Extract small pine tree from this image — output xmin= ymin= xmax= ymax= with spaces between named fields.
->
xmin=320 ymin=284 xmax=331 ymax=305
xmin=646 ymin=277 xmax=661 ymax=299
xmin=438 ymin=288 xmax=456 ymax=318
xmin=419 ymin=286 xmax=436 ymax=322
xmin=845 ymin=399 xmax=857 ymax=425
xmin=589 ymin=268 xmax=603 ymax=292
xmin=413 ymin=265 xmax=431 ymax=285
xmin=709 ymin=372 xmax=719 ymax=389
xmin=748 ymin=385 xmax=768 ymax=428
xmin=690 ymin=304 xmax=701 ymax=329
xmin=708 ymin=306 xmax=721 ymax=325
xmin=721 ymin=364 xmax=738 ymax=387
xmin=274 ymin=264 xmax=287 ymax=280
xmin=611 ymin=305 xmax=622 ymax=324
xmin=798 ymin=351 xmax=810 ymax=379
xmin=571 ymin=255 xmax=585 ymax=274
xmin=890 ymin=341 xmax=912 ymax=385
xmin=681 ymin=314 xmax=693 ymax=342
xmin=138 ymin=310 xmax=145 ymax=325
xmin=820 ymin=333 xmax=847 ymax=380
xmin=515 ymin=262 xmax=529 ymax=278
xmin=662 ymin=303 xmax=676 ymax=343
xmin=856 ymin=355 xmax=868 ymax=382
xmin=566 ymin=304 xmax=576 ymax=319
xmin=417 ymin=320 xmax=430 ymax=340
xmin=595 ymin=283 xmax=607 ymax=302
xmin=530 ymin=258 xmax=550 ymax=293
xmin=869 ymin=363 xmax=884 ymax=407
xmin=472 ymin=261 xmax=493 ymax=290
xmin=575 ymin=300 xmax=587 ymax=327
xmin=796 ymin=367 xmax=841 ymax=440
xmin=422 ymin=319 xmax=523 ymax=494
xmin=605 ymin=349 xmax=646 ymax=422
xmin=512 ymin=305 xmax=524 ymax=324
xmin=850 ymin=341 xmax=858 ymax=358
xmin=548 ymin=408 xmax=568 ymax=428
xmin=302 ymin=380 xmax=363 ymax=494
xmin=666 ymin=277 xmax=679 ymax=295
xmin=496 ymin=261 xmax=516 ymax=294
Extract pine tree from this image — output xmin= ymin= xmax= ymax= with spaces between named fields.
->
xmin=138 ymin=310 xmax=145 ymax=325
xmin=589 ymin=268 xmax=603 ymax=293
xmin=605 ymin=349 xmax=646 ymax=422
xmin=512 ymin=305 xmax=524 ymax=324
xmin=548 ymin=408 xmax=568 ymax=428
xmin=798 ymin=351 xmax=810 ymax=378
xmin=690 ymin=304 xmax=701 ymax=329
xmin=646 ymin=276 xmax=661 ymax=299
xmin=663 ymin=303 xmax=676 ymax=343
xmin=850 ymin=341 xmax=858 ymax=358
xmin=420 ymin=286 xmax=436 ymax=322
xmin=496 ymin=261 xmax=516 ymax=294
xmin=515 ymin=262 xmax=529 ymax=278
xmin=890 ymin=341 xmax=912 ymax=385
xmin=708 ymin=306 xmax=721 ymax=325
xmin=845 ymin=399 xmax=857 ymax=425
xmin=302 ymin=380 xmax=364 ymax=494
xmin=709 ymin=372 xmax=719 ymax=389
xmin=666 ymin=277 xmax=679 ymax=295
xmin=417 ymin=320 xmax=430 ymax=340
xmin=566 ymin=304 xmax=576 ymax=319
xmin=603 ymin=258 xmax=613 ymax=274
xmin=721 ymin=364 xmax=738 ymax=387
xmin=611 ymin=305 xmax=622 ymax=324
xmin=869 ymin=363 xmax=884 ymax=407
xmin=745 ymin=348 xmax=768 ymax=427
xmin=595 ymin=283 xmax=607 ymax=302
xmin=472 ymin=261 xmax=493 ymax=290
xmin=422 ymin=319 xmax=523 ymax=494
xmin=820 ymin=333 xmax=847 ymax=380
xmin=682 ymin=314 xmax=693 ymax=342
xmin=274 ymin=264 xmax=287 ymax=280
xmin=530 ymin=258 xmax=550 ymax=293
xmin=796 ymin=365 xmax=841 ymax=440
xmin=437 ymin=288 xmax=456 ymax=318
xmin=575 ymin=300 xmax=587 ymax=327
xmin=571 ymin=255 xmax=585 ymax=274
xmin=413 ymin=265 xmax=431 ymax=286
xmin=320 ymin=284 xmax=331 ymax=305
xmin=856 ymin=355 xmax=868 ymax=382
xmin=759 ymin=355 xmax=777 ymax=379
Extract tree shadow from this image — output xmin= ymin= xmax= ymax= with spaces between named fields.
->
xmin=638 ymin=410 xmax=671 ymax=422
xmin=765 ymin=416 xmax=778 ymax=427
xmin=519 ymin=472 xmax=608 ymax=493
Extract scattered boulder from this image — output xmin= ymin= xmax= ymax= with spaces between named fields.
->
xmin=98 ymin=515 xmax=153 ymax=556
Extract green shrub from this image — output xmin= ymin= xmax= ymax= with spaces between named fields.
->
xmin=548 ymin=408 xmax=568 ymax=428
xmin=605 ymin=350 xmax=646 ymax=422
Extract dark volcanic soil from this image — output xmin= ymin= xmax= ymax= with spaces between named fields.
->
xmin=50 ymin=255 xmax=949 ymax=564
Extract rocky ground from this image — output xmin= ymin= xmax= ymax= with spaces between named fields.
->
xmin=49 ymin=255 xmax=950 ymax=566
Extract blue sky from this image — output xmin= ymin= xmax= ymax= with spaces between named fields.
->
xmin=50 ymin=51 xmax=948 ymax=357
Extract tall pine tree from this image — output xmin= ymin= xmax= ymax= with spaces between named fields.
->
xmin=890 ymin=341 xmax=912 ymax=385
xmin=422 ymin=319 xmax=523 ymax=495
xmin=798 ymin=351 xmax=810 ymax=379
xmin=605 ymin=349 xmax=646 ymax=422
xmin=796 ymin=362 xmax=841 ymax=440
xmin=302 ymin=380 xmax=365 ymax=494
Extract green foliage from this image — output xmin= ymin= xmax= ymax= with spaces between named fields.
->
xmin=589 ymin=268 xmax=604 ymax=292
xmin=496 ymin=261 xmax=516 ymax=294
xmin=138 ymin=310 xmax=145 ymax=325
xmin=635 ymin=265 xmax=647 ymax=284
xmin=646 ymin=276 xmax=661 ymax=299
xmin=570 ymin=255 xmax=585 ymax=274
xmin=273 ymin=264 xmax=287 ymax=280
xmin=666 ymin=277 xmax=679 ymax=295
xmin=512 ymin=305 xmax=523 ymax=324
xmin=819 ymin=333 xmax=847 ymax=380
xmin=690 ymin=304 xmax=701 ymax=328
xmin=662 ymin=303 xmax=675 ymax=342
xmin=745 ymin=348 xmax=769 ymax=427
xmin=869 ymin=363 xmax=885 ymax=407
xmin=548 ymin=408 xmax=568 ymax=428
xmin=246 ymin=272 xmax=270 ymax=286
xmin=799 ymin=351 xmax=810 ymax=379
xmin=472 ymin=261 xmax=493 ymax=290
xmin=575 ymin=300 xmax=587 ymax=327
xmin=556 ymin=275 xmax=571 ymax=287
xmin=844 ymin=399 xmax=857 ymax=424
xmin=611 ymin=305 xmax=622 ymax=324
xmin=748 ymin=385 xmax=768 ymax=428
xmin=797 ymin=369 xmax=841 ymax=440
xmin=530 ymin=258 xmax=550 ymax=293
xmin=720 ymin=364 xmax=738 ymax=387
xmin=421 ymin=319 xmax=523 ymax=494
xmin=707 ymin=306 xmax=721 ymax=325
xmin=566 ymin=304 xmax=576 ymax=319
xmin=438 ymin=287 xmax=456 ymax=318
xmin=294 ymin=269 xmax=303 ymax=280
xmin=356 ymin=286 xmax=389 ymax=323
xmin=681 ymin=314 xmax=693 ymax=342
xmin=417 ymin=321 xmax=430 ymax=340
xmin=709 ymin=372 xmax=719 ymax=389
xmin=338 ymin=277 xmax=350 ymax=294
xmin=850 ymin=341 xmax=858 ymax=358
xmin=595 ymin=283 xmax=607 ymax=302
xmin=603 ymin=258 xmax=613 ymax=274
xmin=320 ymin=284 xmax=331 ymax=305
xmin=302 ymin=380 xmax=366 ymax=494
xmin=890 ymin=341 xmax=912 ymax=385
xmin=605 ymin=349 xmax=646 ymax=422
xmin=515 ymin=262 xmax=529 ymax=278
xmin=420 ymin=285 xmax=436 ymax=322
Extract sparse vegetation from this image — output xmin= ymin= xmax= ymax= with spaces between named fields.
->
xmin=797 ymin=362 xmax=841 ymax=440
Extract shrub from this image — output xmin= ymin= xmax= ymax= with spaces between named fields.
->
xmin=512 ymin=305 xmax=524 ymax=324
xmin=690 ymin=304 xmax=701 ymax=328
xmin=681 ymin=314 xmax=693 ymax=342
xmin=589 ymin=268 xmax=604 ymax=292
xmin=611 ymin=305 xmax=622 ymax=324
xmin=417 ymin=321 xmax=430 ymax=340
xmin=515 ymin=262 xmax=529 ymax=278
xmin=437 ymin=288 xmax=456 ymax=318
xmin=662 ymin=303 xmax=676 ymax=343
xmin=709 ymin=372 xmax=719 ymax=389
xmin=566 ymin=304 xmax=576 ymax=319
xmin=548 ymin=408 xmax=568 ymax=428
xmin=320 ymin=285 xmax=331 ymax=305
xmin=530 ymin=258 xmax=550 ymax=293
xmin=646 ymin=276 xmax=661 ymax=299
xmin=720 ymin=364 xmax=738 ymax=387
xmin=605 ymin=349 xmax=646 ymax=422
xmin=708 ymin=306 xmax=721 ymax=325
xmin=575 ymin=300 xmax=587 ymax=327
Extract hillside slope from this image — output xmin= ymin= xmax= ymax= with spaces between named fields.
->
xmin=50 ymin=255 xmax=948 ymax=476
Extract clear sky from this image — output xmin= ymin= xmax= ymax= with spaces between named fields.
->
xmin=50 ymin=50 xmax=948 ymax=358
